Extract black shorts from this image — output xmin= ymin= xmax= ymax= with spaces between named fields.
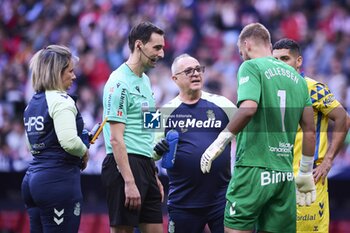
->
xmin=101 ymin=153 xmax=163 ymax=227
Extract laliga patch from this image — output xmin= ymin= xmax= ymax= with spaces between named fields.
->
xmin=322 ymin=95 xmax=335 ymax=107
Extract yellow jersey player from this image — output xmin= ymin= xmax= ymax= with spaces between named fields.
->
xmin=273 ymin=38 xmax=349 ymax=233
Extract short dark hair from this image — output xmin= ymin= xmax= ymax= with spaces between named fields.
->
xmin=273 ymin=38 xmax=301 ymax=56
xmin=128 ymin=21 xmax=164 ymax=52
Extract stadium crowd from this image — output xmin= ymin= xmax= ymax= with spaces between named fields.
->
xmin=1 ymin=0 xmax=350 ymax=174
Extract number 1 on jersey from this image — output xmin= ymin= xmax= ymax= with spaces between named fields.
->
xmin=277 ymin=90 xmax=286 ymax=132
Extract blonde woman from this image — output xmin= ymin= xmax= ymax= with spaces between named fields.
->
xmin=22 ymin=45 xmax=89 ymax=233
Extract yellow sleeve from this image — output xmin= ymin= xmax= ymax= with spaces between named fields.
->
xmin=309 ymin=82 xmax=340 ymax=116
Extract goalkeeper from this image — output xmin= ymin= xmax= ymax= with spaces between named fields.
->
xmin=200 ymin=23 xmax=316 ymax=233
xmin=273 ymin=38 xmax=349 ymax=233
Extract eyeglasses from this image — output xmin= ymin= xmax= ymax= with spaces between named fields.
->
xmin=175 ymin=66 xmax=205 ymax=76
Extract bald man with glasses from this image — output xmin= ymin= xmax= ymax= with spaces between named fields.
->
xmin=153 ymin=54 xmax=236 ymax=233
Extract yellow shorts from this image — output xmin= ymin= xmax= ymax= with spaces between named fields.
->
xmin=297 ymin=179 xmax=329 ymax=233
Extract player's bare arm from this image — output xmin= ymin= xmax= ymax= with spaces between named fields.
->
xmin=226 ymin=100 xmax=258 ymax=135
xmin=314 ymin=107 xmax=348 ymax=184
xmin=110 ymin=122 xmax=141 ymax=210
xmin=300 ymin=106 xmax=316 ymax=157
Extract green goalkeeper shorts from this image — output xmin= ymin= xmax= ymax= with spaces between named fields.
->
xmin=224 ymin=166 xmax=296 ymax=233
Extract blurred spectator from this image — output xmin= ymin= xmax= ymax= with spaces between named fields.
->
xmin=1 ymin=0 xmax=350 ymax=174
xmin=328 ymin=54 xmax=348 ymax=107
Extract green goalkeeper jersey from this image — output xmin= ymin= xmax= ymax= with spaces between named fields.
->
xmin=235 ymin=56 xmax=311 ymax=172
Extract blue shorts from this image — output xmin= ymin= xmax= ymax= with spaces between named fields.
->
xmin=21 ymin=166 xmax=82 ymax=233
xmin=167 ymin=202 xmax=225 ymax=233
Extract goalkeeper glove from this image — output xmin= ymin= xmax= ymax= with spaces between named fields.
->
xmin=200 ymin=130 xmax=234 ymax=174
xmin=295 ymin=155 xmax=316 ymax=206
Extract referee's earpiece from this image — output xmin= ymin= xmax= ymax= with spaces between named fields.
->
xmin=138 ymin=44 xmax=155 ymax=62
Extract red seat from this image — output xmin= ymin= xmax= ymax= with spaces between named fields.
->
xmin=79 ymin=213 xmax=98 ymax=233
xmin=94 ymin=214 xmax=110 ymax=233
xmin=163 ymin=215 xmax=168 ymax=233
xmin=19 ymin=213 xmax=30 ymax=233
xmin=0 ymin=211 xmax=25 ymax=232
xmin=337 ymin=220 xmax=350 ymax=233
